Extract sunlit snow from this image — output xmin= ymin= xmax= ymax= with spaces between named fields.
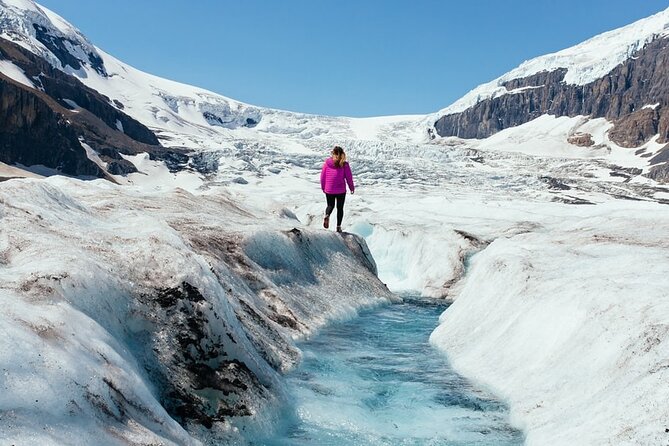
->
xmin=1 ymin=1 xmax=669 ymax=446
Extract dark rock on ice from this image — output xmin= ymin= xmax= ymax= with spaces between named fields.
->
xmin=540 ymin=176 xmax=571 ymax=190
xmin=189 ymin=151 xmax=222 ymax=175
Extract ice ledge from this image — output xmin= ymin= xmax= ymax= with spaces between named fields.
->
xmin=430 ymin=206 xmax=669 ymax=445
xmin=0 ymin=177 xmax=394 ymax=444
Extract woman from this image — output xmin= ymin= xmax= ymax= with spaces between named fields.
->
xmin=320 ymin=146 xmax=355 ymax=232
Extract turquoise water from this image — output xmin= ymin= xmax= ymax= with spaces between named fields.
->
xmin=259 ymin=298 xmax=523 ymax=445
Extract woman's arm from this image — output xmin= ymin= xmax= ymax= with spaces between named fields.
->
xmin=345 ymin=163 xmax=355 ymax=193
xmin=320 ymin=162 xmax=326 ymax=192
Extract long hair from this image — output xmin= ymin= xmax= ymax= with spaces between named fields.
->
xmin=332 ymin=146 xmax=346 ymax=168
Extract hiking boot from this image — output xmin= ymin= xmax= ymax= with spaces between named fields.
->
xmin=336 ymin=226 xmax=342 ymax=233
xmin=323 ymin=215 xmax=330 ymax=229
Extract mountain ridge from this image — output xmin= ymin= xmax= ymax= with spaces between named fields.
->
xmin=2 ymin=0 xmax=669 ymax=183
xmin=433 ymin=7 xmax=669 ymax=181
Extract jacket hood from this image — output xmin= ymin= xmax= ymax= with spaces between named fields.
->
xmin=325 ymin=158 xmax=344 ymax=168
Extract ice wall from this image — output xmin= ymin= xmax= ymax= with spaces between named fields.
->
xmin=430 ymin=202 xmax=669 ymax=446
xmin=357 ymin=222 xmax=478 ymax=298
xmin=344 ymin=198 xmax=498 ymax=300
xmin=0 ymin=177 xmax=394 ymax=445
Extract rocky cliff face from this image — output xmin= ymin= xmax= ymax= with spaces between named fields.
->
xmin=434 ymin=37 xmax=669 ymax=181
xmin=0 ymin=37 xmax=166 ymax=178
xmin=0 ymin=75 xmax=103 ymax=176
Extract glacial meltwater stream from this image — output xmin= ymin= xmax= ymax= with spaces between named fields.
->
xmin=260 ymin=297 xmax=523 ymax=445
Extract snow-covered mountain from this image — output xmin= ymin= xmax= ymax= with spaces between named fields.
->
xmin=0 ymin=0 xmax=177 ymax=179
xmin=3 ymin=0 xmax=669 ymax=184
xmin=433 ymin=7 xmax=669 ymax=181
xmin=0 ymin=0 xmax=430 ymax=140
xmin=0 ymin=0 xmax=428 ymax=181
xmin=438 ymin=7 xmax=669 ymax=116
xmin=2 ymin=1 xmax=669 ymax=446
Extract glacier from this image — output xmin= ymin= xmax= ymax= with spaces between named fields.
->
xmin=430 ymin=200 xmax=669 ymax=445
xmin=1 ymin=0 xmax=669 ymax=445
xmin=0 ymin=177 xmax=394 ymax=444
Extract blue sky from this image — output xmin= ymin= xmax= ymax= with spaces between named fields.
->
xmin=37 ymin=0 xmax=669 ymax=117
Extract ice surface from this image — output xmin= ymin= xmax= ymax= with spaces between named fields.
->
xmin=430 ymin=201 xmax=669 ymax=445
xmin=0 ymin=177 xmax=393 ymax=444
xmin=1 ymin=2 xmax=669 ymax=445
xmin=254 ymin=149 xmax=669 ymax=445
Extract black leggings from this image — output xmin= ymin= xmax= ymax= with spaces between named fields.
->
xmin=325 ymin=193 xmax=346 ymax=226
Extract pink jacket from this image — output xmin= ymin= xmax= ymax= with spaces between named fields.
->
xmin=321 ymin=158 xmax=354 ymax=194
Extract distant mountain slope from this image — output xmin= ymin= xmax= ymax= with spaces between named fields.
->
xmin=0 ymin=0 xmax=342 ymax=138
xmin=3 ymin=0 xmax=669 ymax=184
xmin=0 ymin=0 xmax=171 ymax=178
xmin=433 ymin=7 xmax=669 ymax=181
xmin=0 ymin=0 xmax=428 ymax=151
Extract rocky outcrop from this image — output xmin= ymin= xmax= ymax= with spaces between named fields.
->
xmin=567 ymin=133 xmax=595 ymax=147
xmin=648 ymin=148 xmax=669 ymax=181
xmin=434 ymin=37 xmax=669 ymax=150
xmin=0 ymin=75 xmax=102 ymax=176
xmin=607 ymin=108 xmax=661 ymax=147
xmin=0 ymin=37 xmax=204 ymax=178
xmin=648 ymin=163 xmax=669 ymax=181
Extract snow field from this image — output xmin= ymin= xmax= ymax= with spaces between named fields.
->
xmin=0 ymin=59 xmax=35 ymax=88
xmin=1 ymin=2 xmax=669 ymax=445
